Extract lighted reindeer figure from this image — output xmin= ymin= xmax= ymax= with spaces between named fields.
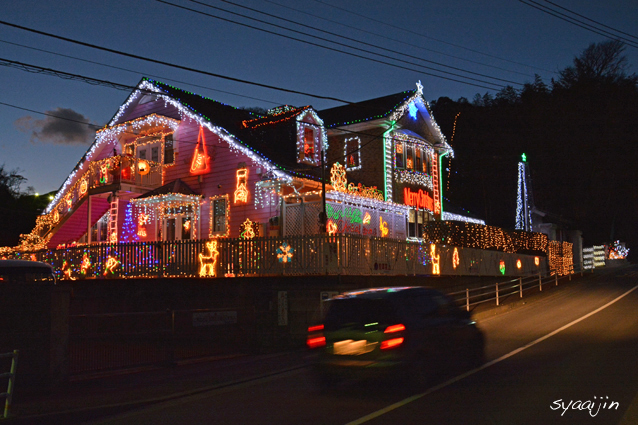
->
xmin=199 ymin=240 xmax=219 ymax=277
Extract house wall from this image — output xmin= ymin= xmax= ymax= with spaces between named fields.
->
xmin=115 ymin=100 xmax=278 ymax=239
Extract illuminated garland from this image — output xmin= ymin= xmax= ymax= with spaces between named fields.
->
xmin=421 ymin=221 xmax=548 ymax=254
xmin=395 ymin=170 xmax=433 ymax=188
xmin=242 ymin=106 xmax=310 ymax=129
xmin=515 ymin=159 xmax=532 ymax=231
xmin=329 ymin=163 xmax=383 ymax=201
xmin=441 ymin=212 xmax=485 ymax=225
xmin=132 ymin=193 xmax=202 ymax=240
xmin=254 ymin=179 xmax=284 ymax=208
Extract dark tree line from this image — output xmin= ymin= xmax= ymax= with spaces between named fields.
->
xmin=0 ymin=165 xmax=49 ymax=247
xmin=432 ymin=41 xmax=638 ymax=256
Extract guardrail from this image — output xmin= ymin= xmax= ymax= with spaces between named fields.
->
xmin=450 ymin=265 xmax=592 ymax=311
xmin=0 ymin=350 xmax=18 ymax=419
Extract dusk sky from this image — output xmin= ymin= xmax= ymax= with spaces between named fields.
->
xmin=2 ymin=0 xmax=637 ymax=196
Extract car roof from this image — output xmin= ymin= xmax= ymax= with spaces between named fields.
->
xmin=332 ymin=286 xmax=436 ymax=300
xmin=0 ymin=260 xmax=54 ymax=271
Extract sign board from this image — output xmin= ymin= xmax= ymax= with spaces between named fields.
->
xmin=192 ymin=311 xmax=237 ymax=327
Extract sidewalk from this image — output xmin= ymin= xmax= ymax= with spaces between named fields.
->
xmin=6 ymin=270 xmax=598 ymax=424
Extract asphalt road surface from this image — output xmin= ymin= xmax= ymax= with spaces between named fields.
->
xmin=89 ymin=266 xmax=638 ymax=425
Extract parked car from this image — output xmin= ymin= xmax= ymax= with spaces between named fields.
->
xmin=0 ymin=260 xmax=56 ymax=284
xmin=307 ymin=286 xmax=484 ymax=387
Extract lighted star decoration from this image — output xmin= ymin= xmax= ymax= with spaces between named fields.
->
xmin=452 ymin=248 xmax=460 ymax=269
xmin=276 ymin=242 xmax=295 ymax=263
xmin=330 ymin=162 xmax=347 ymax=192
xmin=379 ymin=216 xmax=389 ymax=237
xmin=198 ymin=240 xmax=219 ymax=277
xmin=104 ymin=256 xmax=120 ymax=276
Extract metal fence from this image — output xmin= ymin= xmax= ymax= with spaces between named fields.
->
xmin=0 ymin=350 xmax=18 ymax=419
xmin=449 ymin=263 xmax=587 ymax=311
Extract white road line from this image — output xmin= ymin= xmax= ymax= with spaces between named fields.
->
xmin=345 ymin=284 xmax=638 ymax=425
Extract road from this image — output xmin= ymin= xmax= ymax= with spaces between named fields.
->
xmin=89 ymin=266 xmax=638 ymax=425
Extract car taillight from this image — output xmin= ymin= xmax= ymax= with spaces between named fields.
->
xmin=384 ymin=324 xmax=405 ymax=334
xmin=381 ymin=323 xmax=405 ymax=350
xmin=307 ymin=324 xmax=326 ymax=349
xmin=380 ymin=337 xmax=404 ymax=350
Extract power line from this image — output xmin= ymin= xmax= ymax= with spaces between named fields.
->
xmin=157 ymin=0 xmax=505 ymax=90
xmin=260 ymin=0 xmax=540 ymax=78
xmin=0 ymin=19 xmax=356 ymax=104
xmin=541 ymin=0 xmax=638 ymax=42
xmin=518 ymin=0 xmax=638 ymax=49
xmin=310 ymin=0 xmax=556 ymax=73
xmin=0 ymin=39 xmax=285 ymax=107
xmin=211 ymin=0 xmax=524 ymax=86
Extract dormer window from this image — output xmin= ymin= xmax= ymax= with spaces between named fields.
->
xmin=304 ymin=128 xmax=315 ymax=158
xmin=297 ymin=111 xmax=327 ymax=166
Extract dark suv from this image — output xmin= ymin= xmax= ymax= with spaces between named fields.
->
xmin=307 ymin=287 xmax=484 ymax=386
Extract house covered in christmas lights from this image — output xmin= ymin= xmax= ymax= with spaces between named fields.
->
xmin=22 ymin=79 xmax=453 ymax=250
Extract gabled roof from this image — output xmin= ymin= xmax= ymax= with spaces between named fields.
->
xmin=135 ymin=179 xmax=199 ymax=199
xmin=319 ymin=90 xmax=416 ymax=128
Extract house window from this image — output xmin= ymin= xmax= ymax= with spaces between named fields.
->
xmin=344 ymin=137 xmax=361 ymax=170
xmin=161 ymin=206 xmax=193 ymax=241
xmin=164 ymin=134 xmax=174 ymax=165
xmin=304 ymin=128 xmax=315 ymax=158
xmin=406 ymin=147 xmax=414 ymax=170
xmin=395 ymin=142 xmax=404 ymax=168
xmin=138 ymin=149 xmax=147 ymax=160
xmin=210 ymin=195 xmax=229 ymax=237
xmin=151 ymin=147 xmax=159 ymax=163
xmin=415 ymin=148 xmax=422 ymax=172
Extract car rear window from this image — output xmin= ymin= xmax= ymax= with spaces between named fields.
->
xmin=324 ymin=298 xmax=399 ymax=329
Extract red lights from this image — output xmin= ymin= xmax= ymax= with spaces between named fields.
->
xmin=380 ymin=338 xmax=404 ymax=350
xmin=307 ymin=324 xmax=325 ymax=349
xmin=307 ymin=336 xmax=326 ymax=349
xmin=384 ymin=324 xmax=405 ymax=333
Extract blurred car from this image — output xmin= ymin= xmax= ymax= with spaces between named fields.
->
xmin=307 ymin=286 xmax=484 ymax=387
xmin=0 ymin=260 xmax=56 ymax=284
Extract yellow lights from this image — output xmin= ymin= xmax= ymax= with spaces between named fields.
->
xmin=80 ymin=253 xmax=91 ymax=275
xmin=137 ymin=213 xmax=149 ymax=237
xmin=452 ymin=248 xmax=460 ymax=269
xmin=379 ymin=216 xmax=389 ymax=237
xmin=239 ymin=218 xmax=258 ymax=239
xmin=198 ymin=240 xmax=219 ymax=277
xmin=52 ymin=210 xmax=59 ymax=223
xmin=79 ymin=179 xmax=88 ymax=196
xmin=362 ymin=212 xmax=371 ymax=225
xmin=327 ymin=220 xmax=337 ymax=236
xmin=65 ymin=197 xmax=72 ymax=210
xmin=109 ymin=233 xmax=118 ymax=244
xmin=516 ymin=259 xmax=522 ymax=269
xmin=137 ymin=159 xmax=150 ymax=176
xmin=430 ymin=244 xmax=440 ymax=275
xmin=535 ymin=256 xmax=540 ymax=266
xmin=234 ymin=168 xmax=249 ymax=204
xmin=190 ymin=126 xmax=210 ymax=175
xmin=330 ymin=162 xmax=347 ymax=192
xmin=99 ymin=163 xmax=109 ymax=184
xmin=329 ymin=162 xmax=383 ymax=201
xmin=104 ymin=256 xmax=120 ymax=276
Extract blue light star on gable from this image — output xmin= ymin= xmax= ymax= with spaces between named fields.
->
xmin=408 ymin=102 xmax=418 ymax=120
